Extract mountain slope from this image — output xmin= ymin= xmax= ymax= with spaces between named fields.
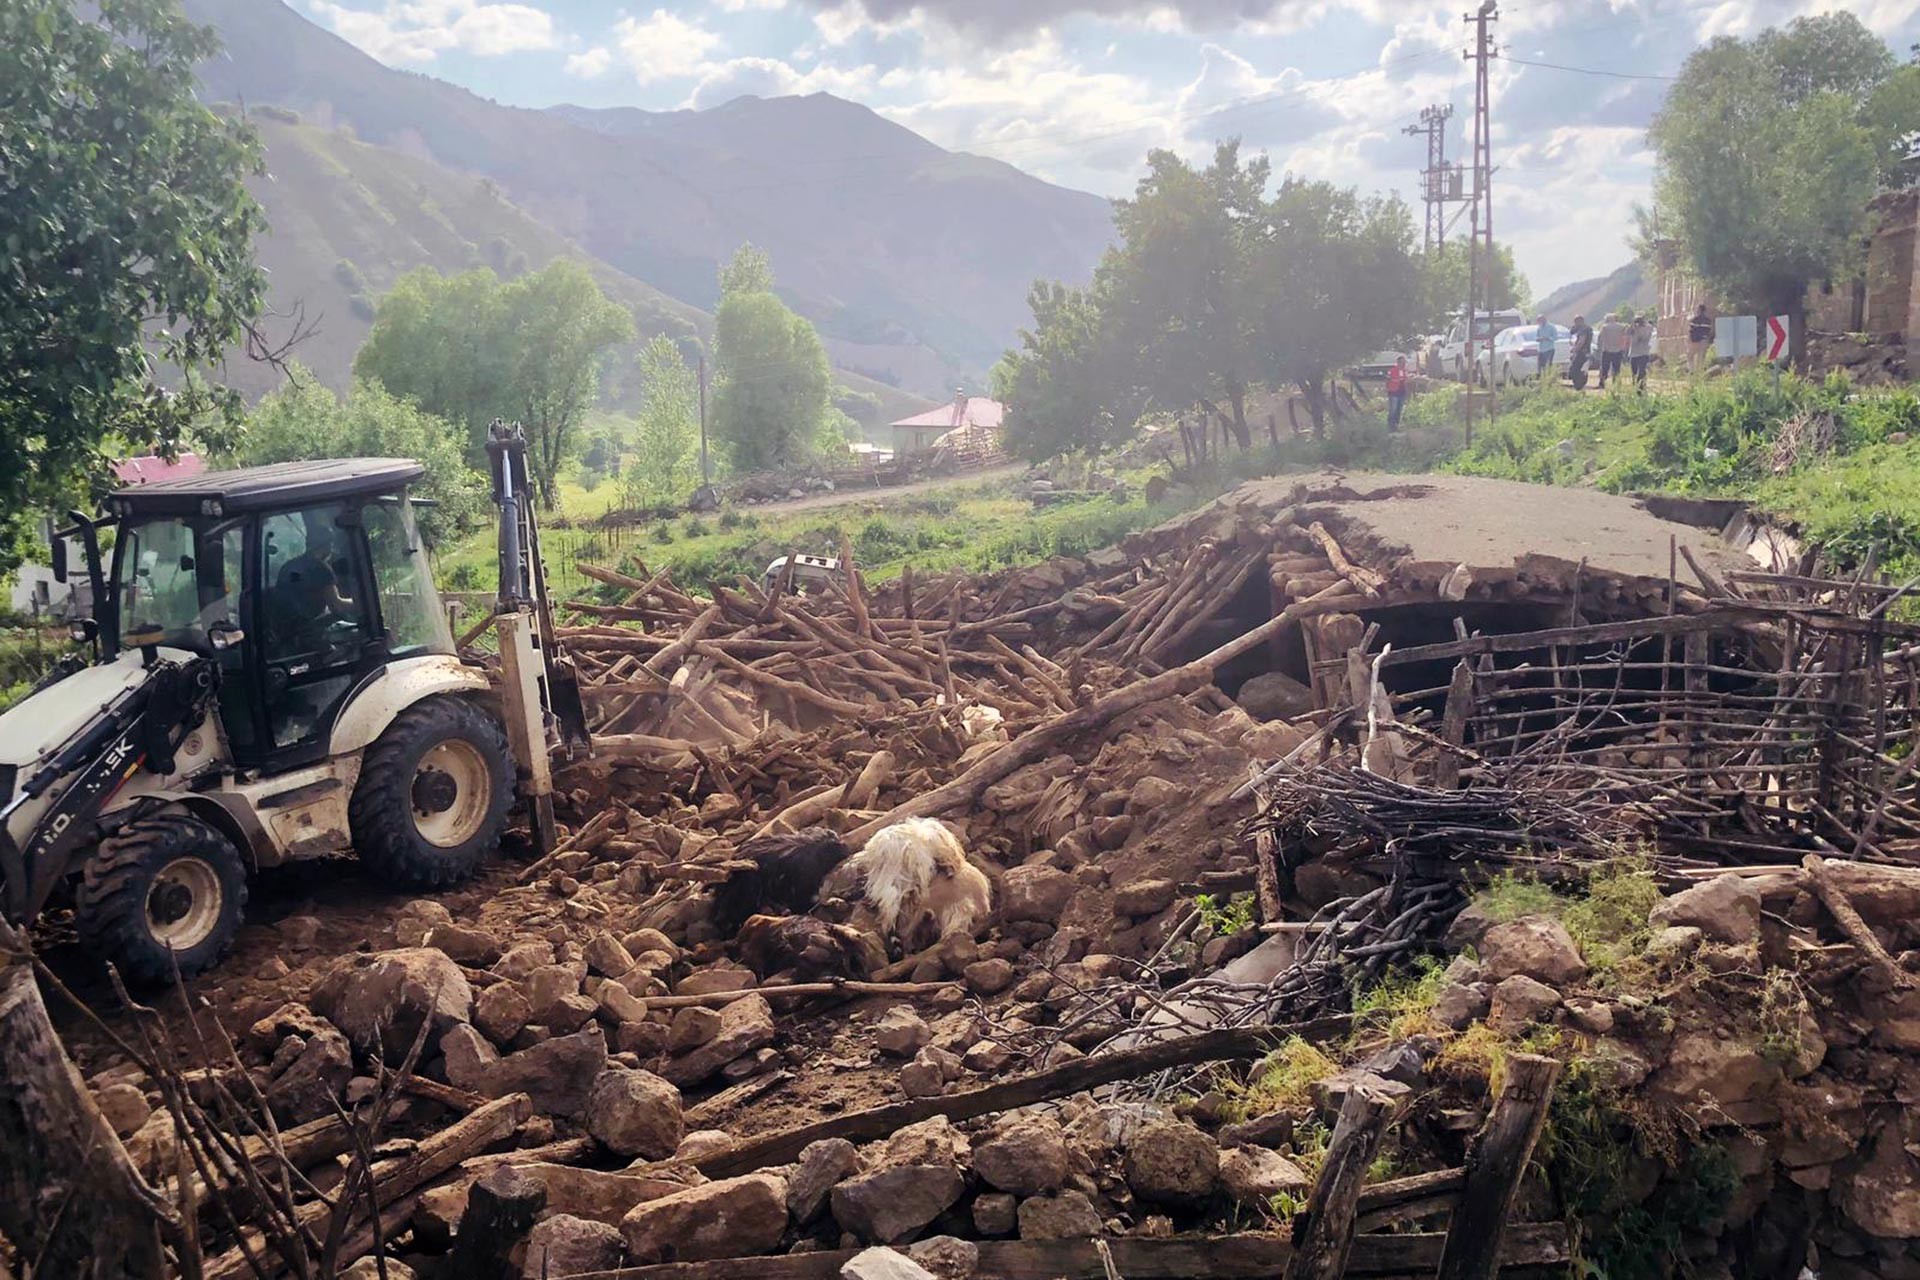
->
xmin=180 ymin=0 xmax=1114 ymax=393
xmin=1535 ymin=261 xmax=1655 ymax=323
xmin=232 ymin=114 xmax=930 ymax=427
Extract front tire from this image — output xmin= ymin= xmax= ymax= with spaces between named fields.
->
xmin=350 ymin=697 xmax=513 ymax=889
xmin=78 ymin=812 xmax=248 ymax=985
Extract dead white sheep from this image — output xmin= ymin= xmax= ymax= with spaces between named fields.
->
xmin=835 ymin=818 xmax=993 ymax=950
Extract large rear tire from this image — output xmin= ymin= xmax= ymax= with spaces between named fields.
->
xmin=77 ymin=812 xmax=248 ymax=985
xmin=350 ymin=697 xmax=513 ymax=890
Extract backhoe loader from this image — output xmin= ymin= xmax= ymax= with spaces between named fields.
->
xmin=0 ymin=424 xmax=588 ymax=981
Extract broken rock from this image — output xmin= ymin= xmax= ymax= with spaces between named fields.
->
xmin=266 ymin=1029 xmax=353 ymax=1124
xmin=586 ymin=1067 xmax=684 ymax=1159
xmin=667 ymin=1005 xmax=723 ymax=1053
xmin=1113 ymin=879 xmax=1177 ymax=919
xmin=479 ymin=1025 xmax=609 ymax=1121
xmin=96 ymin=1082 xmax=152 ymax=1139
xmin=1219 ymin=1145 xmax=1310 ymax=1207
xmin=1649 ymin=874 xmax=1762 ymax=945
xmin=831 ymin=1165 xmax=966 ymax=1244
xmin=621 ymin=1172 xmax=788 ymax=1264
xmin=475 ymin=982 xmax=534 ymax=1047
xmin=973 ymin=1192 xmax=1017 ymax=1237
xmin=1124 ymin=1119 xmax=1218 ymax=1205
xmin=311 ymin=947 xmax=473 ymax=1062
xmin=841 ymin=1248 xmax=938 ymax=1280
xmin=906 ymin=1236 xmax=979 ymax=1280
xmin=523 ymin=1214 xmax=624 ymax=1279
xmin=441 ymin=1024 xmax=501 ymax=1093
xmin=873 ymin=1006 xmax=933 ymax=1058
xmin=1479 ymin=918 xmax=1588 ymax=987
xmin=1488 ymin=975 xmax=1562 ymax=1033
xmin=973 ymin=1113 xmax=1069 ymax=1196
xmin=1002 ymin=865 xmax=1075 ymax=924
xmin=1016 ymin=1189 xmax=1104 ymax=1240
xmin=663 ymin=994 xmax=775 ymax=1088
xmin=789 ymin=1137 xmax=862 ymax=1223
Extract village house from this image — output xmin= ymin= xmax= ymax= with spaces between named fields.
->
xmin=888 ymin=391 xmax=1005 ymax=457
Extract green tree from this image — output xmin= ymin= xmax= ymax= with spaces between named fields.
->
xmin=718 ymin=243 xmax=776 ymax=297
xmin=1103 ymin=142 xmax=1268 ymax=448
xmin=710 ymin=247 xmax=832 ymax=471
xmin=235 ymin=371 xmax=487 ymax=543
xmin=1648 ymin=13 xmax=1907 ymax=362
xmin=354 ymin=260 xmax=634 ymax=505
xmin=1254 ymin=178 xmax=1421 ymax=435
xmin=992 ymin=281 xmax=1144 ymax=462
xmin=0 ymin=0 xmax=266 ymax=572
xmin=624 ymin=336 xmax=703 ymax=505
xmin=353 ymin=267 xmax=510 ymax=449
xmin=501 ymin=260 xmax=635 ymax=506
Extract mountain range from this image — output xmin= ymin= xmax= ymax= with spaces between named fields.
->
xmin=1534 ymin=261 xmax=1656 ymax=325
xmin=179 ymin=0 xmax=1118 ymax=419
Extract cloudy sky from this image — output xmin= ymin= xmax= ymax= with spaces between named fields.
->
xmin=297 ymin=0 xmax=1920 ymax=297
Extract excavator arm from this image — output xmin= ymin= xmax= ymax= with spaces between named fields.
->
xmin=484 ymin=423 xmax=592 ymax=854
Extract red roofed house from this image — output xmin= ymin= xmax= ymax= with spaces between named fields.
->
xmin=112 ymin=453 xmax=207 ymax=486
xmin=889 ymin=392 xmax=1005 ymax=457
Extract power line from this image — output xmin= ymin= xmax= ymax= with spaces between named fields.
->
xmin=1498 ymin=55 xmax=1677 ymax=81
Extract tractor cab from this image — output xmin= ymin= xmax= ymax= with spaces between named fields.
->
xmin=86 ymin=459 xmax=452 ymax=769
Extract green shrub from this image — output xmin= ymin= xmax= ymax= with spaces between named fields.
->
xmin=718 ymin=509 xmax=743 ymax=531
xmin=683 ymin=517 xmax=710 ymax=539
xmin=650 ymin=521 xmax=674 ymax=543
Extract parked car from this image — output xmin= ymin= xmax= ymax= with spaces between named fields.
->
xmin=1348 ymin=349 xmax=1416 ymax=381
xmin=1435 ymin=309 xmax=1524 ymax=381
xmin=1474 ymin=323 xmax=1574 ymax=386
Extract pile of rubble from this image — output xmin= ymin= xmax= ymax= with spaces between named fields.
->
xmin=35 ymin=476 xmax=1920 ymax=1279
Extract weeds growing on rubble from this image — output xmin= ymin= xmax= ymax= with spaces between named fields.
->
xmin=1226 ymin=1036 xmax=1340 ymax=1120
xmin=1545 ymin=1060 xmax=1735 ymax=1280
xmin=1471 ymin=859 xmax=1664 ymax=985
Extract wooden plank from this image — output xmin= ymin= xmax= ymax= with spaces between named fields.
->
xmin=694 ymin=1020 xmax=1348 ymax=1179
xmin=586 ymin=1226 xmax=1571 ymax=1279
xmin=1284 ymin=1082 xmax=1395 ymax=1280
xmin=1437 ymin=1054 xmax=1563 ymax=1280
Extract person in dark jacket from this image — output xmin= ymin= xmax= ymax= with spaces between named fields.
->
xmin=1566 ymin=314 xmax=1594 ymax=391
xmin=1687 ymin=303 xmax=1712 ymax=372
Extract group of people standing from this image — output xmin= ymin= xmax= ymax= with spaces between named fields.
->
xmin=1563 ymin=308 xmax=1658 ymax=391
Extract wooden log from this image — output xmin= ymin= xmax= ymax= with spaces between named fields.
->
xmin=644 ymin=979 xmax=957 ymax=1012
xmin=1354 ymin=1167 xmax=1466 ymax=1232
xmin=1307 ymin=522 xmax=1387 ymax=597
xmin=580 ymin=1225 xmax=1571 ymax=1279
xmin=845 ymin=749 xmax=896 ymax=809
xmin=203 ymin=1092 xmax=532 ymax=1280
xmin=449 ymin=1164 xmax=547 ymax=1280
xmin=1436 ymin=1053 xmax=1562 ymax=1280
xmin=697 ymin=642 xmax=872 ymax=716
xmin=1283 ymin=1082 xmax=1394 ymax=1280
xmin=1803 ymin=855 xmax=1915 ymax=991
xmin=0 ymin=924 xmax=172 ymax=1278
xmin=694 ymin=1019 xmax=1347 ymax=1178
xmin=843 ymin=581 xmax=1357 ymax=847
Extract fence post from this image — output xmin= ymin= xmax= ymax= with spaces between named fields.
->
xmin=1435 ymin=659 xmax=1475 ymax=790
xmin=1437 ymin=1052 xmax=1562 ymax=1280
xmin=1282 ymin=1083 xmax=1393 ymax=1280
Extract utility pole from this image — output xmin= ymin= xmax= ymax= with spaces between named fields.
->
xmin=1402 ymin=104 xmax=1458 ymax=254
xmin=698 ymin=350 xmax=710 ymax=486
xmin=1464 ymin=0 xmax=1497 ymax=444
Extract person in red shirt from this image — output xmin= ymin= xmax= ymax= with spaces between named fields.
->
xmin=1385 ymin=355 xmax=1409 ymax=431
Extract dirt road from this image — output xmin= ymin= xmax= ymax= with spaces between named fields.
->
xmin=742 ymin=461 xmax=1025 ymax=515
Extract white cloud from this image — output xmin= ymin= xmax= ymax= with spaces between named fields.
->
xmin=306 ymin=0 xmax=558 ymax=63
xmin=565 ymin=45 xmax=613 ymax=78
xmin=614 ymin=9 xmax=724 ymax=83
xmin=716 ymin=0 xmax=790 ymax=9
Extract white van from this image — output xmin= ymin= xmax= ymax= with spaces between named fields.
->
xmin=1436 ymin=309 xmax=1524 ymax=382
